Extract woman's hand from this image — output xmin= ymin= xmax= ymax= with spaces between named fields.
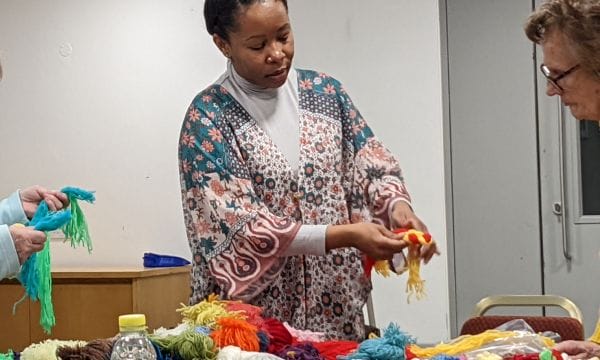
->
xmin=326 ymin=223 xmax=409 ymax=260
xmin=19 ymin=185 xmax=69 ymax=218
xmin=553 ymin=340 xmax=600 ymax=360
xmin=391 ymin=201 xmax=427 ymax=231
xmin=391 ymin=201 xmax=440 ymax=263
xmin=9 ymin=224 xmax=47 ymax=264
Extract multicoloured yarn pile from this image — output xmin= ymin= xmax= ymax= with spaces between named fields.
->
xmin=148 ymin=294 xmax=360 ymax=360
xmin=0 ymin=301 xmax=566 ymax=360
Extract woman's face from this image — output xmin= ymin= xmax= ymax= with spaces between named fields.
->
xmin=216 ymin=0 xmax=294 ymax=89
xmin=542 ymin=30 xmax=600 ymax=120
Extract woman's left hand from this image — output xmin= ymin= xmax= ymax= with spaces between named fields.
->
xmin=20 ymin=185 xmax=69 ymax=218
xmin=391 ymin=201 xmax=440 ymax=263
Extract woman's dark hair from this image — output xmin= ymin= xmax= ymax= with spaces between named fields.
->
xmin=204 ymin=0 xmax=288 ymax=41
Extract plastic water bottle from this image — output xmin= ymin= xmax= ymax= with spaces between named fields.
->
xmin=110 ymin=314 xmax=157 ymax=360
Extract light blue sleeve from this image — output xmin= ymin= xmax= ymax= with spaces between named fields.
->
xmin=0 ymin=191 xmax=28 ymax=225
xmin=0 ymin=224 xmax=20 ymax=280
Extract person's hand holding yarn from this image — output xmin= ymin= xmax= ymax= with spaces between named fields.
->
xmin=391 ymin=201 xmax=439 ymax=263
xmin=19 ymin=185 xmax=69 ymax=218
xmin=326 ymin=223 xmax=409 ymax=260
xmin=9 ymin=223 xmax=47 ymax=264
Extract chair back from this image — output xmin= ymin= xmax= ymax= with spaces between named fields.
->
xmin=460 ymin=295 xmax=585 ymax=341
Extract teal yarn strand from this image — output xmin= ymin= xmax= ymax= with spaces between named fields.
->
xmin=38 ymin=236 xmax=55 ymax=333
xmin=18 ymin=206 xmax=71 ymax=301
xmin=346 ymin=323 xmax=416 ymax=360
xmin=61 ymin=186 xmax=96 ymax=203
xmin=30 ymin=201 xmax=49 ymax=225
xmin=13 ymin=186 xmax=95 ymax=334
xmin=19 ymin=252 xmax=40 ymax=300
xmin=61 ymin=187 xmax=95 ymax=253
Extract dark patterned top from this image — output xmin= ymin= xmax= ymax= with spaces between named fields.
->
xmin=178 ymin=69 xmax=411 ymax=340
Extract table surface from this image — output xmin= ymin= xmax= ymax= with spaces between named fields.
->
xmin=0 ymin=265 xmax=190 ymax=283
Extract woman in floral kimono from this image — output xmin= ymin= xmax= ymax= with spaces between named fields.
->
xmin=178 ymin=0 xmax=438 ymax=341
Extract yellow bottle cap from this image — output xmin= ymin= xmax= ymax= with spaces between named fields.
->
xmin=118 ymin=314 xmax=147 ymax=330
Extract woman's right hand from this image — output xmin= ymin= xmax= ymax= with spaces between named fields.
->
xmin=9 ymin=224 xmax=47 ymax=264
xmin=325 ymin=223 xmax=409 ymax=260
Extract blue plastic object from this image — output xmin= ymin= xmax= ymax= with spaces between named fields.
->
xmin=143 ymin=253 xmax=191 ymax=268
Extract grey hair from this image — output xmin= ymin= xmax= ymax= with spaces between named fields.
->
xmin=525 ymin=0 xmax=600 ymax=75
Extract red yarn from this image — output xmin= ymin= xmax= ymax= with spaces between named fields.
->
xmin=311 ymin=340 xmax=359 ymax=360
xmin=405 ymin=345 xmax=417 ymax=360
xmin=363 ymin=255 xmax=376 ymax=277
xmin=226 ymin=302 xmax=265 ymax=327
xmin=261 ymin=317 xmax=293 ymax=353
xmin=210 ymin=317 xmax=260 ymax=351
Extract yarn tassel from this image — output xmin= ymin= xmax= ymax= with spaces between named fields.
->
xmin=225 ymin=302 xmax=264 ymax=327
xmin=37 ymin=236 xmax=55 ymax=333
xmin=374 ymin=259 xmax=392 ymax=277
xmin=406 ymin=246 xmax=425 ymax=303
xmin=13 ymin=186 xmax=94 ymax=334
xmin=210 ymin=317 xmax=260 ymax=352
xmin=177 ymin=295 xmax=245 ymax=327
xmin=21 ymin=339 xmax=86 ymax=360
xmin=56 ymin=338 xmax=114 ymax=360
xmin=261 ymin=317 xmax=293 ymax=353
xmin=61 ymin=187 xmax=95 ymax=252
xmin=346 ymin=323 xmax=415 ymax=360
xmin=152 ymin=330 xmax=217 ymax=360
xmin=16 ymin=203 xmax=71 ymax=333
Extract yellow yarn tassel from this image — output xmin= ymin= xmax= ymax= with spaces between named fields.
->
xmin=372 ymin=229 xmax=433 ymax=302
xmin=177 ymin=295 xmax=244 ymax=327
xmin=406 ymin=247 xmax=425 ymax=302
xmin=373 ymin=260 xmax=392 ymax=277
xmin=408 ymin=330 xmax=555 ymax=358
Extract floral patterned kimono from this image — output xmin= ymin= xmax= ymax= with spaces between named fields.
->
xmin=178 ymin=69 xmax=411 ymax=340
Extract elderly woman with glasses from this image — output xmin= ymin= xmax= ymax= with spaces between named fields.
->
xmin=525 ymin=1 xmax=600 ymax=359
xmin=526 ymin=0 xmax=600 ymax=121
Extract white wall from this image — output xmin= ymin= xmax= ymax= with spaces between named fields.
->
xmin=289 ymin=1 xmax=448 ymax=343
xmin=0 ymin=0 xmax=449 ymax=342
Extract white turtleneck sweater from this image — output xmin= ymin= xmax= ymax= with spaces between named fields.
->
xmin=215 ymin=62 xmax=327 ymax=256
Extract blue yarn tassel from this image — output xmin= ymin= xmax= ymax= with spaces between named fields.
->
xmin=346 ymin=323 xmax=416 ymax=360
xmin=13 ymin=186 xmax=94 ymax=334
xmin=19 ymin=204 xmax=71 ymax=301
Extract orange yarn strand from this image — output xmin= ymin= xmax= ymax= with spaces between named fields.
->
xmin=210 ymin=317 xmax=260 ymax=351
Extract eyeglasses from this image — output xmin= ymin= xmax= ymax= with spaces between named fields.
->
xmin=540 ymin=63 xmax=580 ymax=92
